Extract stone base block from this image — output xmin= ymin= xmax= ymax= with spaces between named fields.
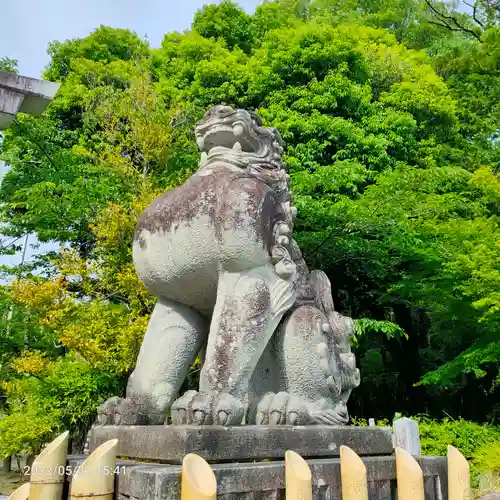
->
xmin=89 ymin=425 xmax=394 ymax=463
xmin=68 ymin=455 xmax=448 ymax=500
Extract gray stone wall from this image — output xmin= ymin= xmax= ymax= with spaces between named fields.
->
xmin=67 ymin=454 xmax=447 ymax=500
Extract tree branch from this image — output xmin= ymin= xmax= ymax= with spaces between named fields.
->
xmin=427 ymin=19 xmax=470 ymax=33
xmin=0 ymin=236 xmax=23 ymax=249
xmin=463 ymin=0 xmax=485 ymax=27
xmin=12 ymin=118 xmax=59 ymax=171
xmin=424 ymin=0 xmax=483 ymax=41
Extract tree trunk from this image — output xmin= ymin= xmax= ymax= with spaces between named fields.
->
xmin=21 ymin=453 xmax=35 ymax=481
xmin=0 ymin=456 xmax=11 ymax=475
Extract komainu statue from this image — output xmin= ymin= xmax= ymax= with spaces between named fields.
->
xmin=97 ymin=106 xmax=360 ymax=427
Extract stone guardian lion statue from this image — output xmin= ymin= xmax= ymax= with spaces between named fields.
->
xmin=97 ymin=105 xmax=360 ymax=427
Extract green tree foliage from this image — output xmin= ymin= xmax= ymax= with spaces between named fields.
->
xmin=0 ymin=57 xmax=18 ymax=73
xmin=354 ymin=413 xmax=500 ymax=493
xmin=44 ymin=25 xmax=150 ymax=81
xmin=0 ymin=354 xmax=121 ymax=457
xmin=0 ymin=0 xmax=499 ymax=456
xmin=192 ymin=0 xmax=257 ymax=53
xmin=430 ymin=27 xmax=500 ymax=156
xmin=473 ymin=437 xmax=500 ymax=494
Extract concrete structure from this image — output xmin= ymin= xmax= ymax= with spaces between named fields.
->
xmin=80 ymin=419 xmax=448 ymax=500
xmin=0 ymin=71 xmax=60 ymax=130
xmin=89 ymin=425 xmax=394 ymax=463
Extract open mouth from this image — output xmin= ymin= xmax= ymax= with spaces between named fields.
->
xmin=196 ymin=120 xmax=260 ymax=157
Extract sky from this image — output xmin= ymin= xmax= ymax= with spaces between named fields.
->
xmin=0 ymin=0 xmax=261 ymax=271
xmin=2 ymin=0 xmax=261 ymax=78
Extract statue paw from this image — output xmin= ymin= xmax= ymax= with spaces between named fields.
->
xmin=255 ymin=392 xmax=315 ymax=425
xmin=96 ymin=395 xmax=159 ymax=425
xmin=96 ymin=396 xmax=122 ymax=425
xmin=312 ymin=404 xmax=349 ymax=426
xmin=171 ymin=390 xmax=198 ymax=424
xmin=171 ymin=391 xmax=245 ymax=425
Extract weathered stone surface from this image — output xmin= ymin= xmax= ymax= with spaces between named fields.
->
xmin=478 ymin=494 xmax=500 ymax=500
xmin=89 ymin=425 xmax=393 ymax=463
xmin=96 ymin=105 xmax=360 ymax=428
xmin=67 ymin=454 xmax=447 ymax=500
xmin=393 ymin=417 xmax=421 ymax=456
xmin=0 ymin=72 xmax=60 ymax=129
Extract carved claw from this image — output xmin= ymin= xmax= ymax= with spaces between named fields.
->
xmin=255 ymin=392 xmax=314 ymax=426
xmin=96 ymin=396 xmax=121 ymax=425
xmin=313 ymin=404 xmax=349 ymax=426
xmin=190 ymin=393 xmax=214 ymax=425
xmin=269 ymin=392 xmax=289 ymax=425
xmin=171 ymin=391 xmax=244 ymax=425
xmin=96 ymin=396 xmax=150 ymax=426
xmin=171 ymin=390 xmax=197 ymax=425
xmin=215 ymin=393 xmax=244 ymax=425
xmin=256 ymin=393 xmax=274 ymax=425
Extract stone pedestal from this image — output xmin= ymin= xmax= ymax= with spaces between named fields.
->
xmin=89 ymin=425 xmax=394 ymax=464
xmin=81 ymin=424 xmax=448 ymax=500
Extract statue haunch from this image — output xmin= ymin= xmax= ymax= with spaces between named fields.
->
xmin=97 ymin=106 xmax=360 ymax=427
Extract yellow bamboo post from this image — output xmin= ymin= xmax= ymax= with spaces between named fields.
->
xmin=285 ymin=450 xmax=312 ymax=500
xmin=448 ymin=445 xmax=471 ymax=500
xmin=395 ymin=447 xmax=424 ymax=500
xmin=181 ymin=453 xmax=217 ymax=500
xmin=7 ymin=483 xmax=29 ymax=500
xmin=340 ymin=445 xmax=368 ymax=500
xmin=30 ymin=430 xmax=69 ymax=500
xmin=70 ymin=438 xmax=118 ymax=500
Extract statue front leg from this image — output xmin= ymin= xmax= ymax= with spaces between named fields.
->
xmin=97 ymin=297 xmax=207 ymax=425
xmin=175 ymin=266 xmax=295 ymax=425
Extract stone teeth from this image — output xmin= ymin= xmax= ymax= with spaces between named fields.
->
xmin=197 ymin=137 xmax=205 ymax=150
xmin=233 ymin=124 xmax=244 ymax=137
xmin=233 ymin=142 xmax=242 ymax=152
